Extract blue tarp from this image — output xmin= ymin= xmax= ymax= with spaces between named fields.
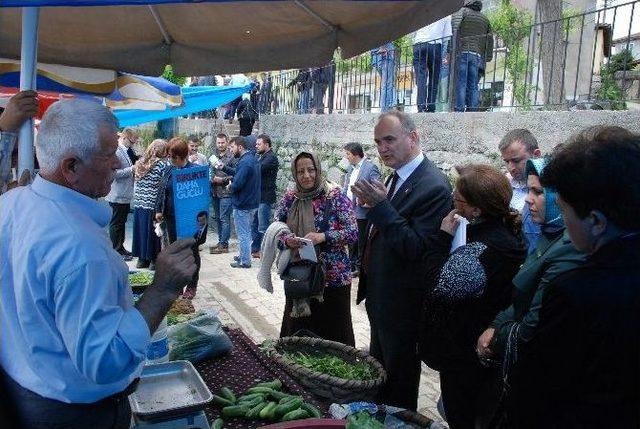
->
xmin=114 ymin=84 xmax=252 ymax=127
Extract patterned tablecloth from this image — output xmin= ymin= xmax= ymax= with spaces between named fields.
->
xmin=195 ymin=327 xmax=329 ymax=428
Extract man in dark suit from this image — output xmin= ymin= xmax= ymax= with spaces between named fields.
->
xmin=342 ymin=142 xmax=381 ymax=276
xmin=352 ymin=111 xmax=452 ymax=411
xmin=183 ymin=211 xmax=208 ymax=299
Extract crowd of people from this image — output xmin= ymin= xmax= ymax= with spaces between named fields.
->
xmin=0 ymin=90 xmax=638 ymax=429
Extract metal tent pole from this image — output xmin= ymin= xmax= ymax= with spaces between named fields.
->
xmin=18 ymin=7 xmax=39 ymax=178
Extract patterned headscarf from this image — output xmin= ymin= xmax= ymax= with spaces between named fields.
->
xmin=134 ymin=139 xmax=167 ymax=179
xmin=286 ymin=152 xmax=327 ymax=237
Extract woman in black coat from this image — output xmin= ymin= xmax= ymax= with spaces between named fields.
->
xmin=420 ymin=164 xmax=527 ymax=429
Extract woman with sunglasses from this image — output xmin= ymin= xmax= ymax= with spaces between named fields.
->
xmin=419 ymin=164 xmax=527 ymax=429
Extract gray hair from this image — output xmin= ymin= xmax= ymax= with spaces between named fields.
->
xmin=377 ymin=110 xmax=417 ymax=135
xmin=36 ymin=99 xmax=118 ymax=172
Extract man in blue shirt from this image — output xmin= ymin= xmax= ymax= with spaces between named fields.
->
xmin=0 ymin=99 xmax=196 ymax=429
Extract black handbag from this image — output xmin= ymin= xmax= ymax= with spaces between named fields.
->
xmin=281 ymin=200 xmax=331 ymax=299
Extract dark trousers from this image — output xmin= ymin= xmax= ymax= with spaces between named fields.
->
xmin=239 ymin=118 xmax=255 ymax=136
xmin=413 ymin=42 xmax=443 ymax=112
xmin=348 ymin=218 xmax=368 ymax=271
xmin=281 ymin=285 xmax=355 ymax=346
xmin=108 ymin=202 xmax=130 ymax=253
xmin=188 ymin=252 xmax=201 ymax=290
xmin=440 ymin=366 xmax=501 ymax=429
xmin=2 ymin=370 xmax=131 ymax=429
xmin=367 ymin=307 xmax=422 ymax=411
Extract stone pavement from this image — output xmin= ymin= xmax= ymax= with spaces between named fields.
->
xmin=125 ymin=228 xmax=445 ymax=424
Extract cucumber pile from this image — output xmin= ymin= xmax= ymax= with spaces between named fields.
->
xmin=210 ymin=379 xmax=322 ymax=427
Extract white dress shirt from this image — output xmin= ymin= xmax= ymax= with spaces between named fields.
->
xmin=390 ymin=152 xmax=425 ymax=198
xmin=508 ymin=174 xmax=528 ymax=212
xmin=346 ymin=158 xmax=364 ymax=201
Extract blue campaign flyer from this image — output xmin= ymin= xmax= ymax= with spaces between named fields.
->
xmin=172 ymin=165 xmax=211 ymax=239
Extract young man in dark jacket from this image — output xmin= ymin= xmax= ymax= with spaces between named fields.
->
xmin=451 ymin=0 xmax=493 ymax=112
xmin=223 ymin=136 xmax=260 ymax=268
xmin=510 ymin=126 xmax=640 ymax=428
xmin=251 ymin=134 xmax=279 ymax=258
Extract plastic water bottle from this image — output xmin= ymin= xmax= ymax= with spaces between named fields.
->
xmin=146 ymin=316 xmax=169 ymax=364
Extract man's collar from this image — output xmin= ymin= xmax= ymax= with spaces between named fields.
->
xmin=396 ymin=152 xmax=424 ymax=181
xmin=31 ymin=175 xmax=111 ymax=227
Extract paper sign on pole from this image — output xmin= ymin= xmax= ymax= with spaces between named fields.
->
xmin=172 ymin=165 xmax=211 ymax=239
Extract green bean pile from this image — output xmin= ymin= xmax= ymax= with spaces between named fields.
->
xmin=283 ymin=351 xmax=375 ymax=380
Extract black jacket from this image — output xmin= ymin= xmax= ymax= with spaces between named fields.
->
xmin=358 ymin=158 xmax=452 ymax=326
xmin=420 ymin=220 xmax=527 ymax=371
xmin=258 ymin=149 xmax=279 ymax=204
xmin=510 ymin=233 xmax=640 ymax=428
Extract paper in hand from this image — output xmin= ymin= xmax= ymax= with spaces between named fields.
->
xmin=209 ymin=154 xmax=220 ymax=166
xmin=450 ymin=215 xmax=470 ymax=253
xmin=297 ymin=237 xmax=317 ymax=262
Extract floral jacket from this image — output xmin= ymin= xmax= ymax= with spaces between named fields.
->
xmin=275 ymin=186 xmax=357 ymax=288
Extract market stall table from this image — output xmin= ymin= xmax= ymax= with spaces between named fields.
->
xmin=195 ymin=327 xmax=332 ymax=428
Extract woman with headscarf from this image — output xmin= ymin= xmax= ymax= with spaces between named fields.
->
xmin=131 ymin=139 xmax=168 ymax=269
xmin=419 ymin=164 xmax=527 ymax=429
xmin=274 ymin=151 xmax=357 ymax=345
xmin=475 ymin=156 xmax=586 ymax=427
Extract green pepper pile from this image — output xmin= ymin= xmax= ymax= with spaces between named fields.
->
xmin=209 ymin=379 xmax=322 ymax=427
xmin=283 ymin=351 xmax=376 ymax=380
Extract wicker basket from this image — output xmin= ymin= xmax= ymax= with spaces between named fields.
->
xmin=271 ymin=336 xmax=387 ymax=403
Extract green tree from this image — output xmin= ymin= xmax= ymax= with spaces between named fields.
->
xmin=488 ymin=0 xmax=534 ymax=106
xmin=161 ymin=65 xmax=186 ymax=86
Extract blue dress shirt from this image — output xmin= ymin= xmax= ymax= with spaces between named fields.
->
xmin=0 ymin=176 xmax=150 ymax=403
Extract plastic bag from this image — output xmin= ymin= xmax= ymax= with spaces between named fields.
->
xmin=167 ymin=310 xmax=232 ymax=363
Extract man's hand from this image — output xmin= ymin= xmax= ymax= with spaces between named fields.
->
xmin=0 ymin=91 xmax=38 ymax=132
xmin=351 ymin=179 xmax=387 ymax=208
xmin=153 ymin=239 xmax=197 ymax=295
xmin=440 ymin=209 xmax=461 ymax=236
xmin=135 ymin=239 xmax=196 ymax=334
xmin=476 ymin=327 xmax=496 ymax=359
xmin=304 ymin=232 xmax=326 ymax=245
xmin=155 ymin=212 xmax=164 ymax=222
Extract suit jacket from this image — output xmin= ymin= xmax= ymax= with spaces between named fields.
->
xmin=342 ymin=159 xmax=381 ymax=219
xmin=105 ymin=144 xmax=134 ymax=204
xmin=358 ymin=157 xmax=452 ymax=329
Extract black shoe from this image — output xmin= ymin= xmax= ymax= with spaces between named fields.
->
xmin=149 ymin=261 xmax=156 ymax=271
xmin=119 ymin=249 xmax=133 ymax=257
xmin=230 ymin=262 xmax=251 ymax=268
xmin=233 ymin=256 xmax=240 ymax=262
xmin=136 ymin=259 xmax=150 ymax=269
xmin=122 ymin=254 xmax=133 ymax=261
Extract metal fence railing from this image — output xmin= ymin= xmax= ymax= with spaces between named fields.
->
xmin=256 ymin=0 xmax=639 ymax=114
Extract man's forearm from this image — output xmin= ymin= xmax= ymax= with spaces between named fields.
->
xmin=135 ymin=286 xmax=179 ymax=333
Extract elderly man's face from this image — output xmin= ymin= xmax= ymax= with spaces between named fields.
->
xmin=373 ymin=116 xmax=418 ymax=170
xmin=75 ymin=127 xmax=120 ymax=199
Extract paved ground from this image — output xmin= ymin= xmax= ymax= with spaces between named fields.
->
xmin=124 ymin=224 xmax=445 ymax=423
